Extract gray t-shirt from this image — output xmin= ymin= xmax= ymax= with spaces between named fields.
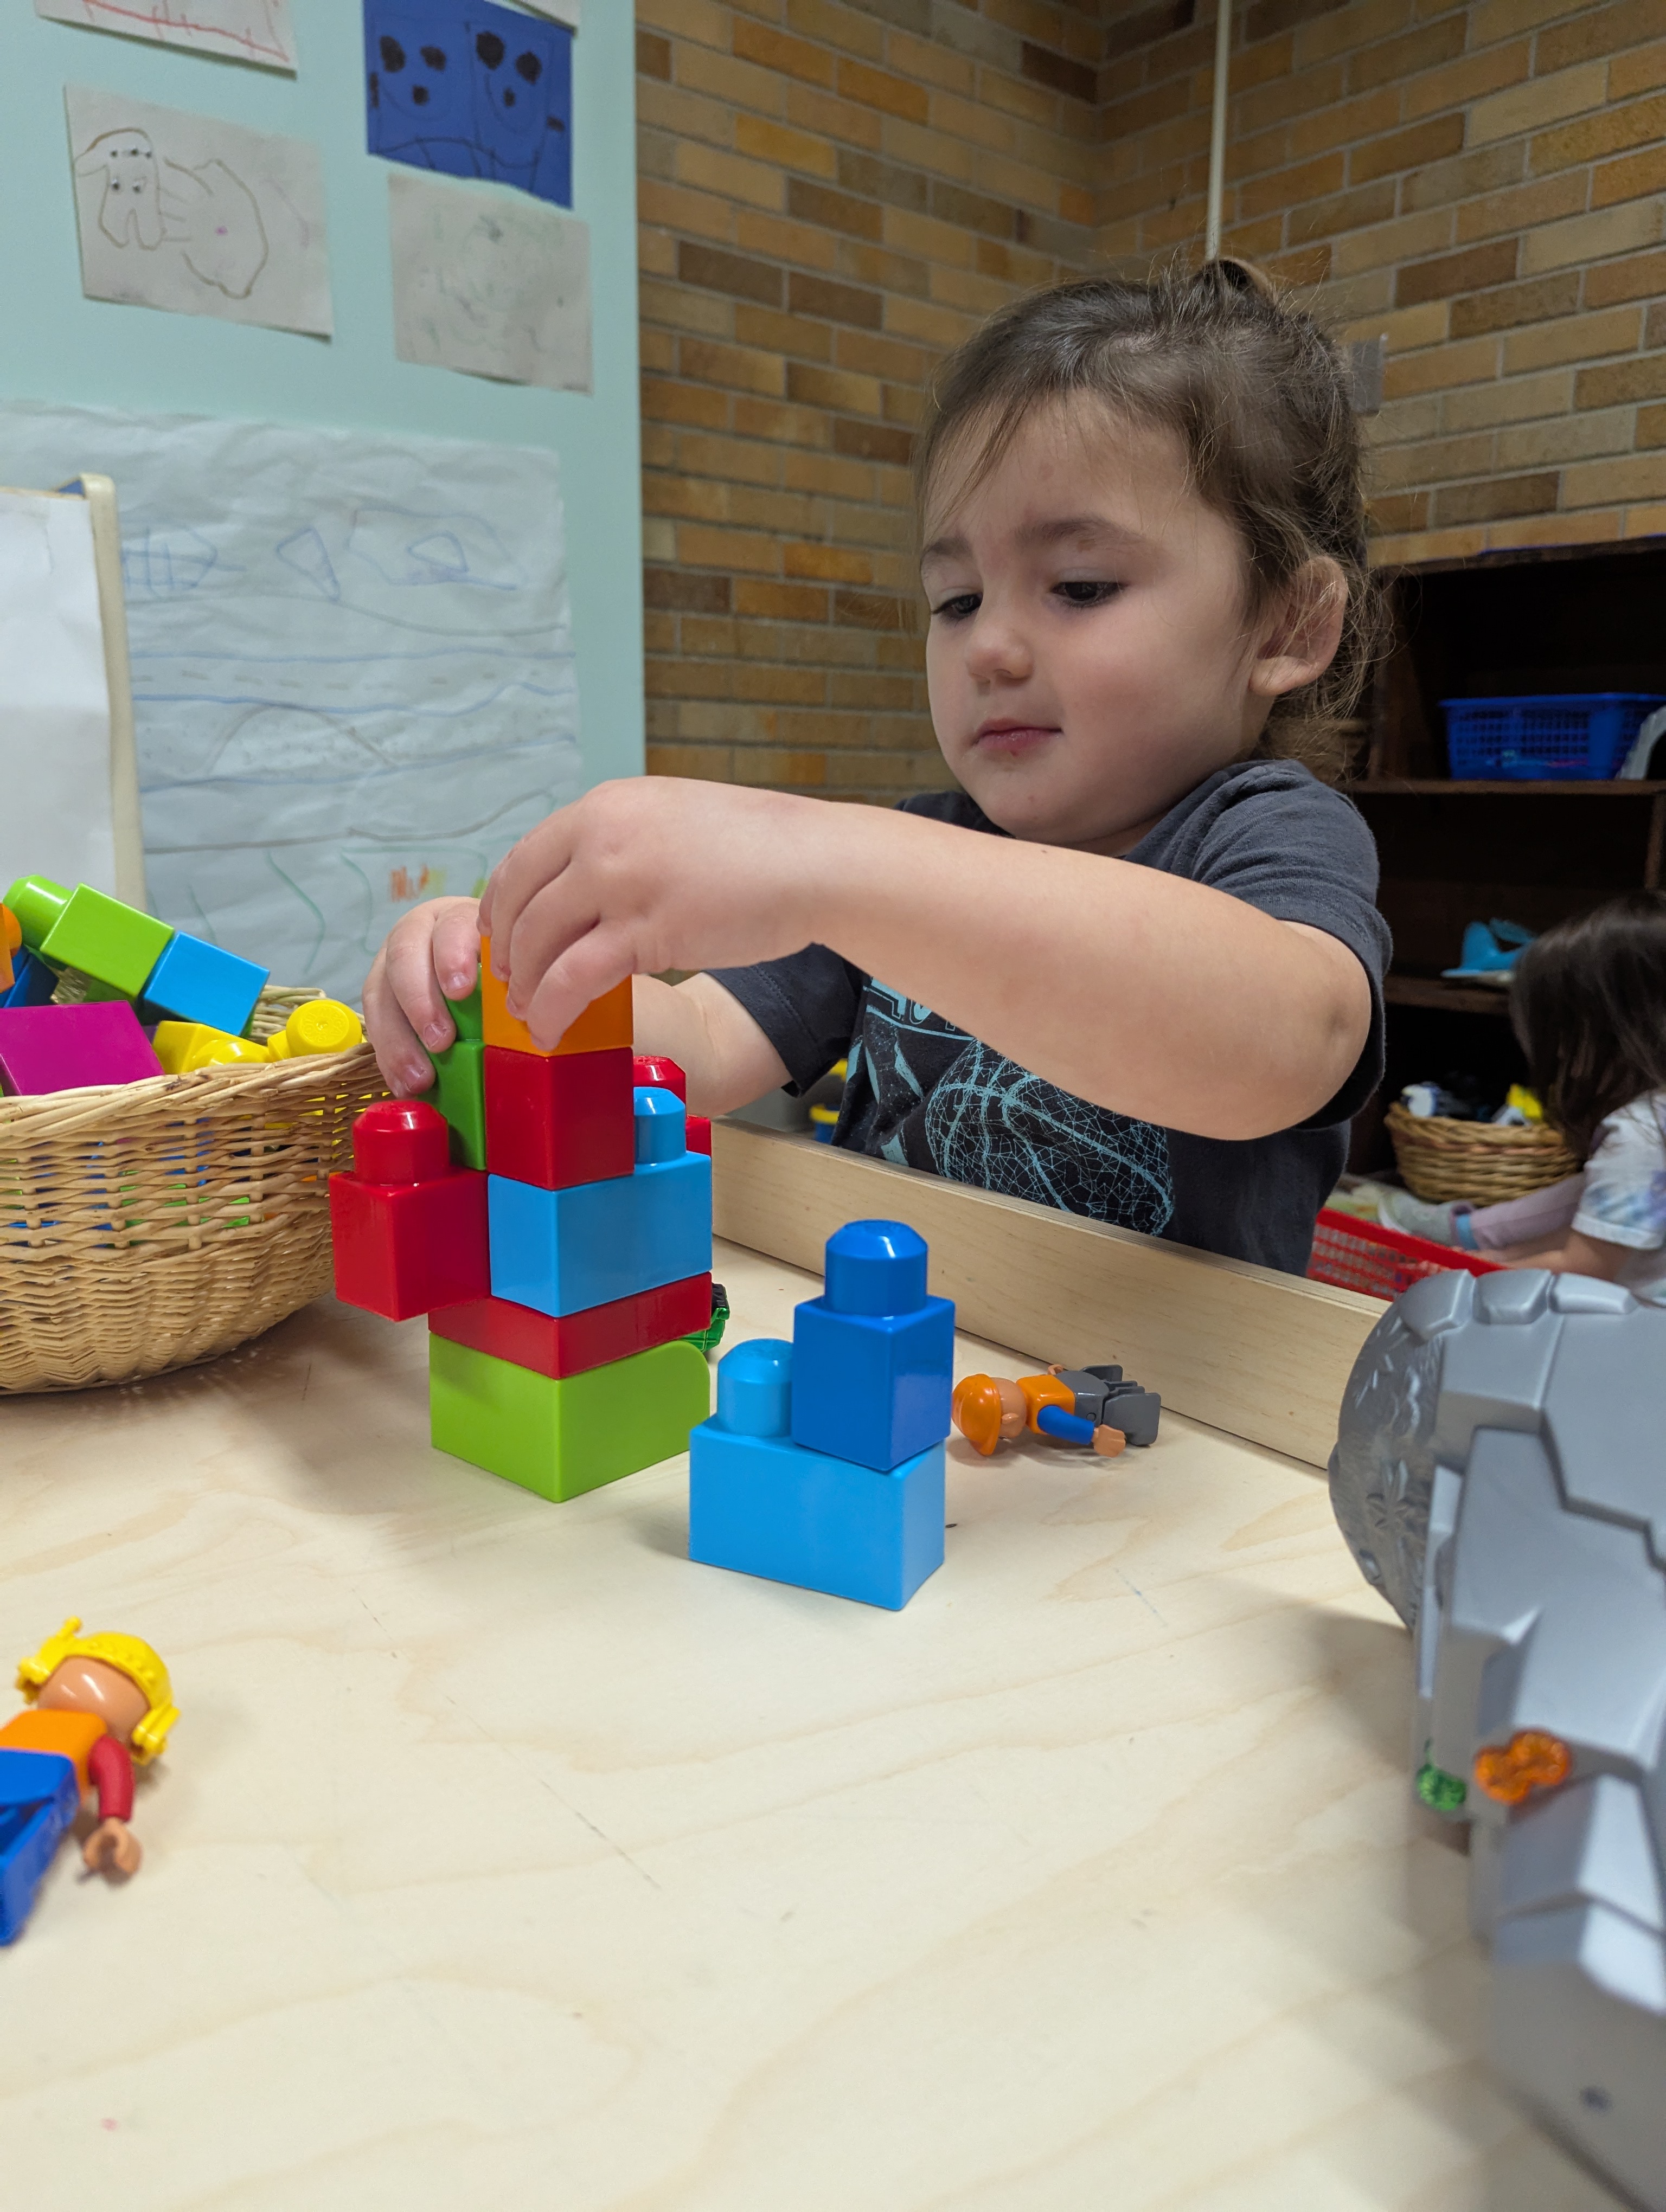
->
xmin=708 ymin=760 xmax=1389 ymax=1275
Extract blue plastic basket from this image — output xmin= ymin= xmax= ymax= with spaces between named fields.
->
xmin=1442 ymin=693 xmax=1666 ymax=781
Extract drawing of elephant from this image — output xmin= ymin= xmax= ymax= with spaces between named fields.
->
xmin=76 ymin=129 xmax=165 ymax=249
xmin=162 ymin=159 xmax=268 ymax=299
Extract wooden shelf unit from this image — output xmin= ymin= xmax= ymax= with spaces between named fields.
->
xmin=1345 ymin=535 xmax=1666 ymax=1171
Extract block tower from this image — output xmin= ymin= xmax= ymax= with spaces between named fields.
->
xmin=688 ymin=1219 xmax=954 ymax=1609
xmin=329 ymin=948 xmax=714 ymax=1501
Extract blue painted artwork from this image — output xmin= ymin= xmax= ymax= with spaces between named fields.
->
xmin=365 ymin=0 xmax=573 ymax=208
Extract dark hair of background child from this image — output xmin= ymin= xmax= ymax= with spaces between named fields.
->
xmin=912 ymin=259 xmax=1385 ymax=786
xmin=1510 ymin=890 xmax=1666 ymax=1161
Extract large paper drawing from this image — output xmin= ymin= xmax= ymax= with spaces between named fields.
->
xmin=517 ymin=0 xmax=579 ymax=22
xmin=389 ymin=171 xmax=590 ymax=392
xmin=364 ymin=0 xmax=573 ymax=210
xmin=35 ymin=0 xmax=297 ymax=70
xmin=0 ymin=404 xmax=580 ymax=1002
xmin=66 ymin=86 xmax=332 ymax=338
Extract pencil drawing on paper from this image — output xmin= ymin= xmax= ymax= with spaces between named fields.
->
xmin=77 ymin=130 xmax=269 ymax=300
xmin=66 ymin=85 xmax=332 ymax=337
xmin=35 ymin=0 xmax=297 ymax=70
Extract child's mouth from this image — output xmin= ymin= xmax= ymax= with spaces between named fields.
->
xmin=973 ymin=722 xmax=1058 ymax=758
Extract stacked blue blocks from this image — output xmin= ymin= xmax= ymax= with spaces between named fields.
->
xmin=689 ymin=1220 xmax=954 ymax=1609
xmin=488 ymin=1086 xmax=710 ymax=1315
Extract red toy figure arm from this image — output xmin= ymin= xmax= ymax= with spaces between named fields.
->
xmin=88 ymin=1732 xmax=135 ymax=1824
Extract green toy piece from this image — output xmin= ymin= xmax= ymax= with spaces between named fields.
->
xmin=3 ymin=876 xmax=172 ymax=999
xmin=446 ymin=980 xmax=483 ymax=1042
xmin=1415 ymin=1759 xmax=1468 ymax=1815
xmin=424 ymin=1038 xmax=486 ymax=1169
xmin=687 ymin=1279 xmax=730 ymax=1356
xmin=428 ymin=1334 xmax=712 ymax=1502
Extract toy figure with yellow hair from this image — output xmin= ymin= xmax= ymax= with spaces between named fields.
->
xmin=0 ymin=1618 xmax=178 ymax=1944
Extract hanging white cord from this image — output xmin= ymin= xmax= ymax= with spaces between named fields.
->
xmin=1204 ymin=0 xmax=1232 ymax=261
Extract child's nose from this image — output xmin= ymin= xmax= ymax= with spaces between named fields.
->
xmin=965 ymin=613 xmax=1033 ymax=683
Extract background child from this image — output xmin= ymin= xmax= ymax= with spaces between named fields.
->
xmin=366 ymin=261 xmax=1391 ymax=1275
xmin=1387 ymin=893 xmax=1666 ymax=1300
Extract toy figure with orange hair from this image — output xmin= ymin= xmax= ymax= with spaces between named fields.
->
xmin=952 ymin=1364 xmax=1161 ymax=1458
xmin=0 ymin=1618 xmax=178 ymax=1944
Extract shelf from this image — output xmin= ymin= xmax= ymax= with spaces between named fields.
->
xmin=1355 ymin=780 xmax=1666 ymax=795
xmin=1385 ymin=975 xmax=1513 ymax=1016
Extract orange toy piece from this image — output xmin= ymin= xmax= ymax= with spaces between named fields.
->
xmin=1473 ymin=1728 xmax=1572 ymax=1806
xmin=0 ymin=903 xmax=18 ymax=993
xmin=1016 ymin=1373 xmax=1073 ymax=1432
xmin=951 ymin=1372 xmax=1027 ymax=1455
xmin=479 ymin=934 xmax=634 ymax=1058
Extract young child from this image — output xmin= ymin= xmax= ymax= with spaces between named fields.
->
xmin=1386 ymin=893 xmax=1666 ymax=1300
xmin=366 ymin=262 xmax=1390 ymax=1274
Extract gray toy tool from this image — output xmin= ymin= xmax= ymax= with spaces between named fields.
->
xmin=1330 ymin=1266 xmax=1666 ymax=2211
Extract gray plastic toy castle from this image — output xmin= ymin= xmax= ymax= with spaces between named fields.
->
xmin=1330 ymin=1266 xmax=1666 ymax=2211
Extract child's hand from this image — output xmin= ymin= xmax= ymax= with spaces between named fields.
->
xmin=363 ymin=895 xmax=484 ymax=1096
xmin=481 ymin=779 xmax=829 ymax=1051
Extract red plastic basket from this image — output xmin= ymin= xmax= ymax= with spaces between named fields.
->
xmin=1308 ymin=1208 xmax=1502 ymax=1301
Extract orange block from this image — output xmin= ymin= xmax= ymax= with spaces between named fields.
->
xmin=479 ymin=937 xmax=634 ymax=1058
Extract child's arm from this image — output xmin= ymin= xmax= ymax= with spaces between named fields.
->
xmin=479 ymin=779 xmax=1372 ymax=1143
xmin=362 ymin=893 xmax=790 ymax=1113
xmin=1495 ymin=1228 xmax=1630 ymax=1281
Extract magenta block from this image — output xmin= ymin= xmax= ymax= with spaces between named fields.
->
xmin=0 ymin=1003 xmax=163 ymax=1095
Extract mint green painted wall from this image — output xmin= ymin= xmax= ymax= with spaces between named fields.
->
xmin=0 ymin=0 xmax=643 ymax=785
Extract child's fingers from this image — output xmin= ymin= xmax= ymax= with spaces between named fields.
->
xmin=483 ymin=812 xmax=576 ymax=976
xmin=520 ymin=924 xmax=635 ymax=1053
xmin=362 ymin=945 xmax=439 ymax=1099
xmin=431 ymin=901 xmax=483 ymax=1002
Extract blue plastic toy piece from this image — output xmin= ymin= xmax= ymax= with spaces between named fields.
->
xmin=0 ymin=1748 xmax=80 ymax=1946
xmin=1036 ymin=1403 xmax=1095 ymax=1445
xmin=689 ymin=1338 xmax=945 ymax=1609
xmin=790 ymin=1219 xmax=954 ymax=1470
xmin=488 ymin=1090 xmax=711 ymax=1317
xmin=0 ymin=951 xmax=56 ymax=1010
xmin=142 ymin=931 xmax=270 ymax=1035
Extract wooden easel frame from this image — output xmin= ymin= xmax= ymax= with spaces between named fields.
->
xmin=712 ymin=1120 xmax=1381 ymax=1471
xmin=62 ymin=472 xmax=147 ymax=910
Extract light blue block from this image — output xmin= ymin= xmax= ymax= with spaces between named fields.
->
xmin=489 ymin=1152 xmax=712 ymax=1317
xmin=689 ymin=1338 xmax=944 ymax=1610
xmin=142 ymin=932 xmax=270 ymax=1035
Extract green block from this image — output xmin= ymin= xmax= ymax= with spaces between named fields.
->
xmin=39 ymin=886 xmax=172 ymax=998
xmin=446 ymin=980 xmax=483 ymax=1042
xmin=424 ymin=1038 xmax=485 ymax=1168
xmin=430 ymin=1335 xmax=712 ymax=1502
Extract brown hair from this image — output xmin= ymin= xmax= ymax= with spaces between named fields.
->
xmin=913 ymin=259 xmax=1381 ymax=784
xmin=1510 ymin=891 xmax=1666 ymax=1160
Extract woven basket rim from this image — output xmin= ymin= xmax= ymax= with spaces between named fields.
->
xmin=0 ymin=1041 xmax=382 ymax=1141
xmin=1383 ymin=1103 xmax=1572 ymax=1150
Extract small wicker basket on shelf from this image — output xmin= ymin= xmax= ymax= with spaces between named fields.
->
xmin=1385 ymin=1101 xmax=1579 ymax=1205
xmin=0 ymin=985 xmax=388 ymax=1395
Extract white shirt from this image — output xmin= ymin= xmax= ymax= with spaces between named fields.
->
xmin=1572 ymin=1091 xmax=1666 ymax=1303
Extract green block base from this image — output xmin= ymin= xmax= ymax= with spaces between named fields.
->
xmin=429 ymin=1334 xmax=712 ymax=1502
xmin=424 ymin=1038 xmax=486 ymax=1168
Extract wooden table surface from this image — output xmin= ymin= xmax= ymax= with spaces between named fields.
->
xmin=1 ymin=1243 xmax=1612 ymax=2211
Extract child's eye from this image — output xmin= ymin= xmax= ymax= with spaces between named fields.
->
xmin=1054 ymin=580 xmax=1121 ymax=607
xmin=930 ymin=592 xmax=981 ymax=621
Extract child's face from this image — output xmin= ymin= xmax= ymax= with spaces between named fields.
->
xmin=920 ymin=399 xmax=1320 ymax=853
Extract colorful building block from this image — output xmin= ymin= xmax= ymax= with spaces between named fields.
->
xmin=3 ymin=876 xmax=172 ymax=999
xmin=328 ymin=1100 xmax=490 ymax=1321
xmin=790 ymin=1220 xmax=955 ymax=1471
xmin=0 ymin=952 xmax=56 ymax=1011
xmin=429 ymin=1333 xmax=712 ymax=1501
xmin=446 ymin=980 xmax=482 ymax=1041
xmin=632 ymin=1054 xmax=685 ymax=1098
xmin=686 ymin=1116 xmax=713 ymax=1157
xmin=0 ymin=1002 xmax=162 ymax=1095
xmin=689 ymin=1338 xmax=946 ymax=1609
xmin=487 ymin=1089 xmax=711 ymax=1317
xmin=425 ymin=1039 xmax=486 ymax=1169
xmin=430 ymin=1272 xmax=712 ymax=1380
xmin=479 ymin=936 xmax=633 ymax=1058
xmin=483 ymin=1044 xmax=632 ymax=1189
xmin=142 ymin=932 xmax=269 ymax=1036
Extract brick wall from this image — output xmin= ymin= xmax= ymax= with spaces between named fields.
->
xmin=638 ymin=0 xmax=1666 ymax=796
xmin=1097 ymin=0 xmax=1666 ymax=565
xmin=636 ymin=0 xmax=1106 ymax=800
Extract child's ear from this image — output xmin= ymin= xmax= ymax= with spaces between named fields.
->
xmin=1247 ymin=558 xmax=1347 ymax=700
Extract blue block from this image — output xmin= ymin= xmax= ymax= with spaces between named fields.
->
xmin=0 ymin=953 xmax=55 ymax=1010
xmin=0 ymin=1748 xmax=80 ymax=1946
xmin=689 ymin=1338 xmax=944 ymax=1609
xmin=790 ymin=1220 xmax=953 ymax=1471
xmin=143 ymin=933 xmax=270 ymax=1035
xmin=489 ymin=1153 xmax=711 ymax=1316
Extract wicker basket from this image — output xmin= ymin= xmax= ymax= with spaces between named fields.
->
xmin=1385 ymin=1101 xmax=1579 ymax=1205
xmin=0 ymin=987 xmax=388 ymax=1394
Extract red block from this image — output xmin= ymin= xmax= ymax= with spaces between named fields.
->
xmin=330 ymin=1100 xmax=490 ymax=1321
xmin=430 ymin=1272 xmax=713 ymax=1380
xmin=484 ymin=1044 xmax=633 ymax=1190
xmin=632 ymin=1054 xmax=687 ymax=1101
xmin=686 ymin=1115 xmax=712 ymax=1156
